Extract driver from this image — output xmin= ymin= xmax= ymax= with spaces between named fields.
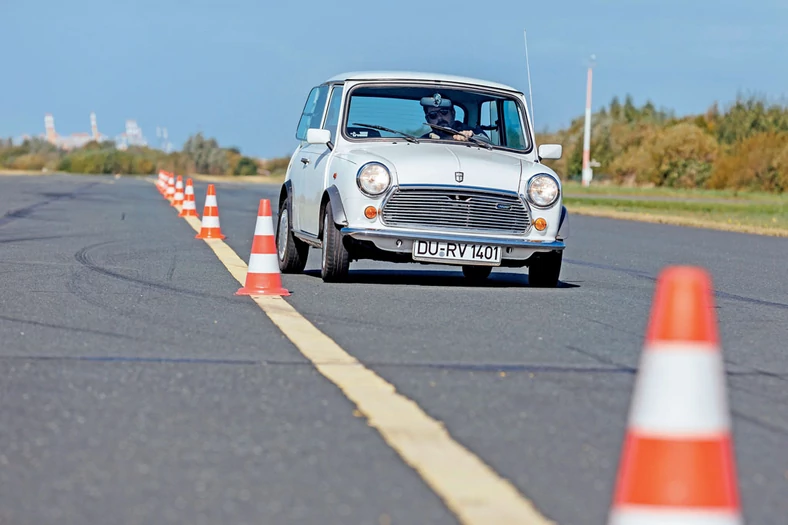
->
xmin=420 ymin=93 xmax=488 ymax=142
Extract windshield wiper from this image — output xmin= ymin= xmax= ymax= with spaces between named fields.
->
xmin=424 ymin=123 xmax=493 ymax=150
xmin=351 ymin=122 xmax=420 ymax=143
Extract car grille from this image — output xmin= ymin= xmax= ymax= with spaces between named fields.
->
xmin=381 ymin=188 xmax=530 ymax=234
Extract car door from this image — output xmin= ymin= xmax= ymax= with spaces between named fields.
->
xmin=291 ymin=84 xmax=329 ymax=234
xmin=301 ymin=84 xmax=344 ymax=235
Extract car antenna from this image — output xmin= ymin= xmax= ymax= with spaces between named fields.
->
xmin=523 ymin=29 xmax=536 ymax=136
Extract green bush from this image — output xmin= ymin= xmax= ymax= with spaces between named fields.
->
xmin=234 ymin=156 xmax=259 ymax=176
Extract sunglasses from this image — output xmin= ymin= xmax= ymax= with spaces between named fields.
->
xmin=426 ymin=108 xmax=451 ymax=119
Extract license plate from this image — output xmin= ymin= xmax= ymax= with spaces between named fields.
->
xmin=412 ymin=240 xmax=502 ymax=265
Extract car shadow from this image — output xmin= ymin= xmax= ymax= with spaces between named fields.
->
xmin=302 ymin=268 xmax=580 ymax=289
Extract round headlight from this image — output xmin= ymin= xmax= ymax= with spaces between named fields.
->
xmin=526 ymin=174 xmax=560 ymax=207
xmin=357 ymin=162 xmax=391 ymax=196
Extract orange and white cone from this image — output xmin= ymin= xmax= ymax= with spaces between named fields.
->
xmin=166 ymin=174 xmax=176 ymax=203
xmin=608 ymin=266 xmax=741 ymax=525
xmin=178 ymin=178 xmax=198 ymax=217
xmin=156 ymin=171 xmax=167 ymax=194
xmin=236 ymin=199 xmax=289 ymax=296
xmin=172 ymin=175 xmax=184 ymax=208
xmin=194 ymin=184 xmax=226 ymax=239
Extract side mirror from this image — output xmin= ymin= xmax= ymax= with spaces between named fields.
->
xmin=538 ymin=144 xmax=562 ymax=160
xmin=306 ymin=128 xmax=333 ymax=150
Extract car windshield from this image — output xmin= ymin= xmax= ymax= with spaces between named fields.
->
xmin=343 ymin=85 xmax=531 ymax=151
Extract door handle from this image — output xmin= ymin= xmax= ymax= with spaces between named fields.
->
xmin=300 ymin=157 xmax=310 ymax=165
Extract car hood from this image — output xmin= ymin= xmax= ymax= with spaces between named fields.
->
xmin=340 ymin=143 xmax=523 ymax=192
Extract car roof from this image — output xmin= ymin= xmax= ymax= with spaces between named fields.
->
xmin=325 ymin=71 xmax=523 ymax=93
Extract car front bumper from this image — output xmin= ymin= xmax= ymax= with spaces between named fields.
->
xmin=341 ymin=227 xmax=565 ymax=265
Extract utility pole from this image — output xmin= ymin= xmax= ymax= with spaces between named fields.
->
xmin=581 ymin=54 xmax=596 ymax=187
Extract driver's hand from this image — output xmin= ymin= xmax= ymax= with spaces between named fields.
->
xmin=453 ymin=130 xmax=473 ymax=141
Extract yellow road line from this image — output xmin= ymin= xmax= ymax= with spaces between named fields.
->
xmin=159 ymin=179 xmax=555 ymax=524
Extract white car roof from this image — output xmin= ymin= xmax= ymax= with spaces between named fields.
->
xmin=325 ymin=71 xmax=522 ymax=93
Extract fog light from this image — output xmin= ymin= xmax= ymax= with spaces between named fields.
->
xmin=364 ymin=206 xmax=377 ymax=219
xmin=534 ymin=218 xmax=547 ymax=231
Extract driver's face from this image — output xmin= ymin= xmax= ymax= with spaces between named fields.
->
xmin=425 ymin=107 xmax=454 ymax=128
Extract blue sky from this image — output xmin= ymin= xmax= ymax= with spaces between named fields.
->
xmin=1 ymin=0 xmax=786 ymax=159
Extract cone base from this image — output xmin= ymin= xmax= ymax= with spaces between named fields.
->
xmin=236 ymin=286 xmax=290 ymax=297
xmin=195 ymin=232 xmax=226 ymax=239
xmin=179 ymin=210 xmax=199 ymax=217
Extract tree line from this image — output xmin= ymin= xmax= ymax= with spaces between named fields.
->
xmin=4 ymin=95 xmax=788 ymax=192
xmin=0 ymin=133 xmax=272 ymax=177
xmin=537 ymin=94 xmax=788 ymax=193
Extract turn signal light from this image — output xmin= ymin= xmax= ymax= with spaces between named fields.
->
xmin=534 ymin=218 xmax=547 ymax=231
xmin=364 ymin=206 xmax=378 ymax=219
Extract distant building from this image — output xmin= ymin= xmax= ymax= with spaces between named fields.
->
xmin=115 ymin=119 xmax=148 ymax=150
xmin=43 ymin=112 xmax=109 ymax=150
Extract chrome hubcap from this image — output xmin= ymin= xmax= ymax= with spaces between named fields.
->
xmin=277 ymin=208 xmax=288 ymax=260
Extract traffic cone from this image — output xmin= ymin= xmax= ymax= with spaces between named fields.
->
xmin=178 ymin=178 xmax=199 ymax=217
xmin=194 ymin=184 xmax=226 ymax=239
xmin=172 ymin=175 xmax=184 ymax=208
xmin=156 ymin=171 xmax=167 ymax=194
xmin=166 ymin=174 xmax=176 ymax=203
xmin=608 ymin=266 xmax=741 ymax=525
xmin=236 ymin=199 xmax=290 ymax=296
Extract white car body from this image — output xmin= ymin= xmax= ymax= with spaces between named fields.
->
xmin=276 ymin=71 xmax=569 ymax=285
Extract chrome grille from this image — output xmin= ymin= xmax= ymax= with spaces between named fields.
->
xmin=381 ymin=188 xmax=530 ymax=234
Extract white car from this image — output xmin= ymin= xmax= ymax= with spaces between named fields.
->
xmin=276 ymin=71 xmax=569 ymax=286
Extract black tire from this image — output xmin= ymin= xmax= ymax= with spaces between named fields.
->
xmin=528 ymin=250 xmax=563 ymax=288
xmin=462 ymin=265 xmax=492 ymax=283
xmin=276 ymin=196 xmax=309 ymax=274
xmin=320 ymin=204 xmax=350 ymax=282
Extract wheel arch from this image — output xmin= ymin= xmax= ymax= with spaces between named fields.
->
xmin=557 ymin=205 xmax=569 ymax=240
xmin=279 ymin=180 xmax=291 ymax=209
xmin=319 ymin=185 xmax=348 ymax=239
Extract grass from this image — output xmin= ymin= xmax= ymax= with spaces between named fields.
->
xmin=564 ymin=195 xmax=788 ymax=236
xmin=0 ymin=168 xmax=63 ymax=176
xmin=562 ymin=180 xmax=787 ymax=203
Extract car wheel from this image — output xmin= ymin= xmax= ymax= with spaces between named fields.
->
xmin=320 ymin=204 xmax=350 ymax=282
xmin=528 ymin=250 xmax=562 ymax=288
xmin=462 ymin=265 xmax=492 ymax=283
xmin=276 ymin=197 xmax=309 ymax=274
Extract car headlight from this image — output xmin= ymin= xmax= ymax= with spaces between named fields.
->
xmin=526 ymin=174 xmax=560 ymax=208
xmin=357 ymin=162 xmax=391 ymax=196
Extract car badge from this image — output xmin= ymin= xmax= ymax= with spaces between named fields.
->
xmin=455 ymin=171 xmax=464 ymax=183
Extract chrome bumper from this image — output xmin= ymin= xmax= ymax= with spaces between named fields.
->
xmin=341 ymin=227 xmax=565 ymax=251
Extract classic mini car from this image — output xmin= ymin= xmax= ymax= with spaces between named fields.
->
xmin=276 ymin=71 xmax=569 ymax=286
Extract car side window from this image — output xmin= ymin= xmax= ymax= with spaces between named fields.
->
xmin=295 ymin=85 xmax=329 ymax=141
xmin=323 ymin=86 xmax=344 ymax=142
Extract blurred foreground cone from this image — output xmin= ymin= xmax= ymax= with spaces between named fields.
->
xmin=608 ymin=266 xmax=741 ymax=525
xmin=236 ymin=199 xmax=289 ymax=296
xmin=165 ymin=174 xmax=176 ymax=202
xmin=178 ymin=178 xmax=199 ymax=217
xmin=172 ymin=175 xmax=184 ymax=208
xmin=194 ymin=184 xmax=225 ymax=239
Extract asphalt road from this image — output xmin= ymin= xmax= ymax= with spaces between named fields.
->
xmin=1 ymin=173 xmax=787 ymax=525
